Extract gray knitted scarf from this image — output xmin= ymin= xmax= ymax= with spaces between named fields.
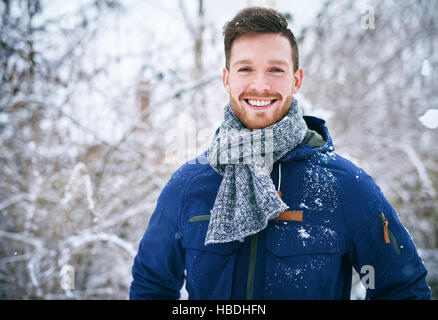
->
xmin=206 ymin=97 xmax=308 ymax=245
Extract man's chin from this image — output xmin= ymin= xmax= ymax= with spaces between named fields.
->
xmin=240 ymin=112 xmax=278 ymax=129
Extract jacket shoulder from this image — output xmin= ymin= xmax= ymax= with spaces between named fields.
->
xmin=315 ymin=152 xmax=379 ymax=193
xmin=326 ymin=153 xmax=387 ymax=227
xmin=150 ymin=153 xmax=215 ymax=231
xmin=164 ymin=153 xmax=213 ymax=196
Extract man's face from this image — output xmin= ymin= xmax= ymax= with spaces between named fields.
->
xmin=223 ymin=33 xmax=303 ymax=129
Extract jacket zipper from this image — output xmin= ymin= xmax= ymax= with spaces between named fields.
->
xmin=379 ymin=213 xmax=401 ymax=255
xmin=246 ymin=233 xmax=258 ymax=300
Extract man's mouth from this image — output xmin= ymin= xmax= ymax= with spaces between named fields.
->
xmin=244 ymin=98 xmax=278 ymax=110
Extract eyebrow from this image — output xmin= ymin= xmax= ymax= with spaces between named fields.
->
xmin=268 ymin=59 xmax=289 ymax=66
xmin=232 ymin=59 xmax=290 ymax=68
xmin=232 ymin=59 xmax=252 ymax=67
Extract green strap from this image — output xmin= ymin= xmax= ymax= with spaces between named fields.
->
xmin=388 ymin=229 xmax=402 ymax=255
xmin=188 ymin=214 xmax=211 ymax=222
xmin=246 ymin=234 xmax=258 ymax=300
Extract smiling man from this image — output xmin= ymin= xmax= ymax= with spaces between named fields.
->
xmin=130 ymin=7 xmax=431 ymax=300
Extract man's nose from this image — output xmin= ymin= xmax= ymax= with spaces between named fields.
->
xmin=249 ymin=72 xmax=271 ymax=92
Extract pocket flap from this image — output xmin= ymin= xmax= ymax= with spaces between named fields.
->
xmin=183 ymin=218 xmax=242 ymax=255
xmin=266 ymin=222 xmax=338 ymax=257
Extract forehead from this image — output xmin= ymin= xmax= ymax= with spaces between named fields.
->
xmin=230 ymin=33 xmax=293 ymax=66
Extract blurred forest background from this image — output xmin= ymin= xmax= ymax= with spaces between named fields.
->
xmin=0 ymin=0 xmax=437 ymax=299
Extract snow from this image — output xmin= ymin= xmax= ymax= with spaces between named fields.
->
xmin=299 ymin=202 xmax=309 ymax=209
xmin=314 ymin=198 xmax=323 ymax=207
xmin=298 ymin=227 xmax=310 ymax=239
xmin=65 ymin=232 xmax=137 ymax=258
xmin=419 ymin=109 xmax=438 ymax=129
xmin=400 ymin=145 xmax=437 ymax=198
xmin=421 ymin=59 xmax=432 ymax=77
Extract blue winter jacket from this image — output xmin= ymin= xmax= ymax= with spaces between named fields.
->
xmin=130 ymin=116 xmax=431 ymax=300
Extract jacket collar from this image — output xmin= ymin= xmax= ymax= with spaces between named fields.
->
xmin=280 ymin=116 xmax=334 ymax=162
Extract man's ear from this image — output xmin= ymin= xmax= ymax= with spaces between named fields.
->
xmin=292 ymin=67 xmax=303 ymax=94
xmin=222 ymin=67 xmax=230 ymax=93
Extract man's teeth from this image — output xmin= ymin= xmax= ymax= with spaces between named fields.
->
xmin=247 ymin=99 xmax=274 ymax=107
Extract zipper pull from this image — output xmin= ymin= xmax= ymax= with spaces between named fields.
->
xmin=380 ymin=213 xmax=391 ymax=244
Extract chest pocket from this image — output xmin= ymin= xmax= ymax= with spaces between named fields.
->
xmin=182 ymin=214 xmax=242 ymax=299
xmin=183 ymin=215 xmax=242 ymax=254
xmin=265 ymin=221 xmax=339 ymax=256
xmin=264 ymin=221 xmax=340 ymax=299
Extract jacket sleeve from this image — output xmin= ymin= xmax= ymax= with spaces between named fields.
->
xmin=129 ymin=169 xmax=187 ymax=300
xmin=341 ymin=169 xmax=431 ymax=300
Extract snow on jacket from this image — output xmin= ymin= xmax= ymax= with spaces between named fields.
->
xmin=129 ymin=116 xmax=431 ymax=300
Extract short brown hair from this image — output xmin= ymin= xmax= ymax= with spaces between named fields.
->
xmin=223 ymin=7 xmax=299 ymax=72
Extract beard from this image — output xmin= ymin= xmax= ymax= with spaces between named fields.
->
xmin=229 ymin=92 xmax=293 ymax=130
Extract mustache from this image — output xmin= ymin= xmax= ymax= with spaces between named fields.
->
xmin=239 ymin=91 xmax=282 ymax=100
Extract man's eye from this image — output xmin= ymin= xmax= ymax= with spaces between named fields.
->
xmin=271 ymin=68 xmax=284 ymax=73
xmin=238 ymin=67 xmax=251 ymax=72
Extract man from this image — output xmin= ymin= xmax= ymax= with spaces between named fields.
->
xmin=130 ymin=7 xmax=431 ymax=299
